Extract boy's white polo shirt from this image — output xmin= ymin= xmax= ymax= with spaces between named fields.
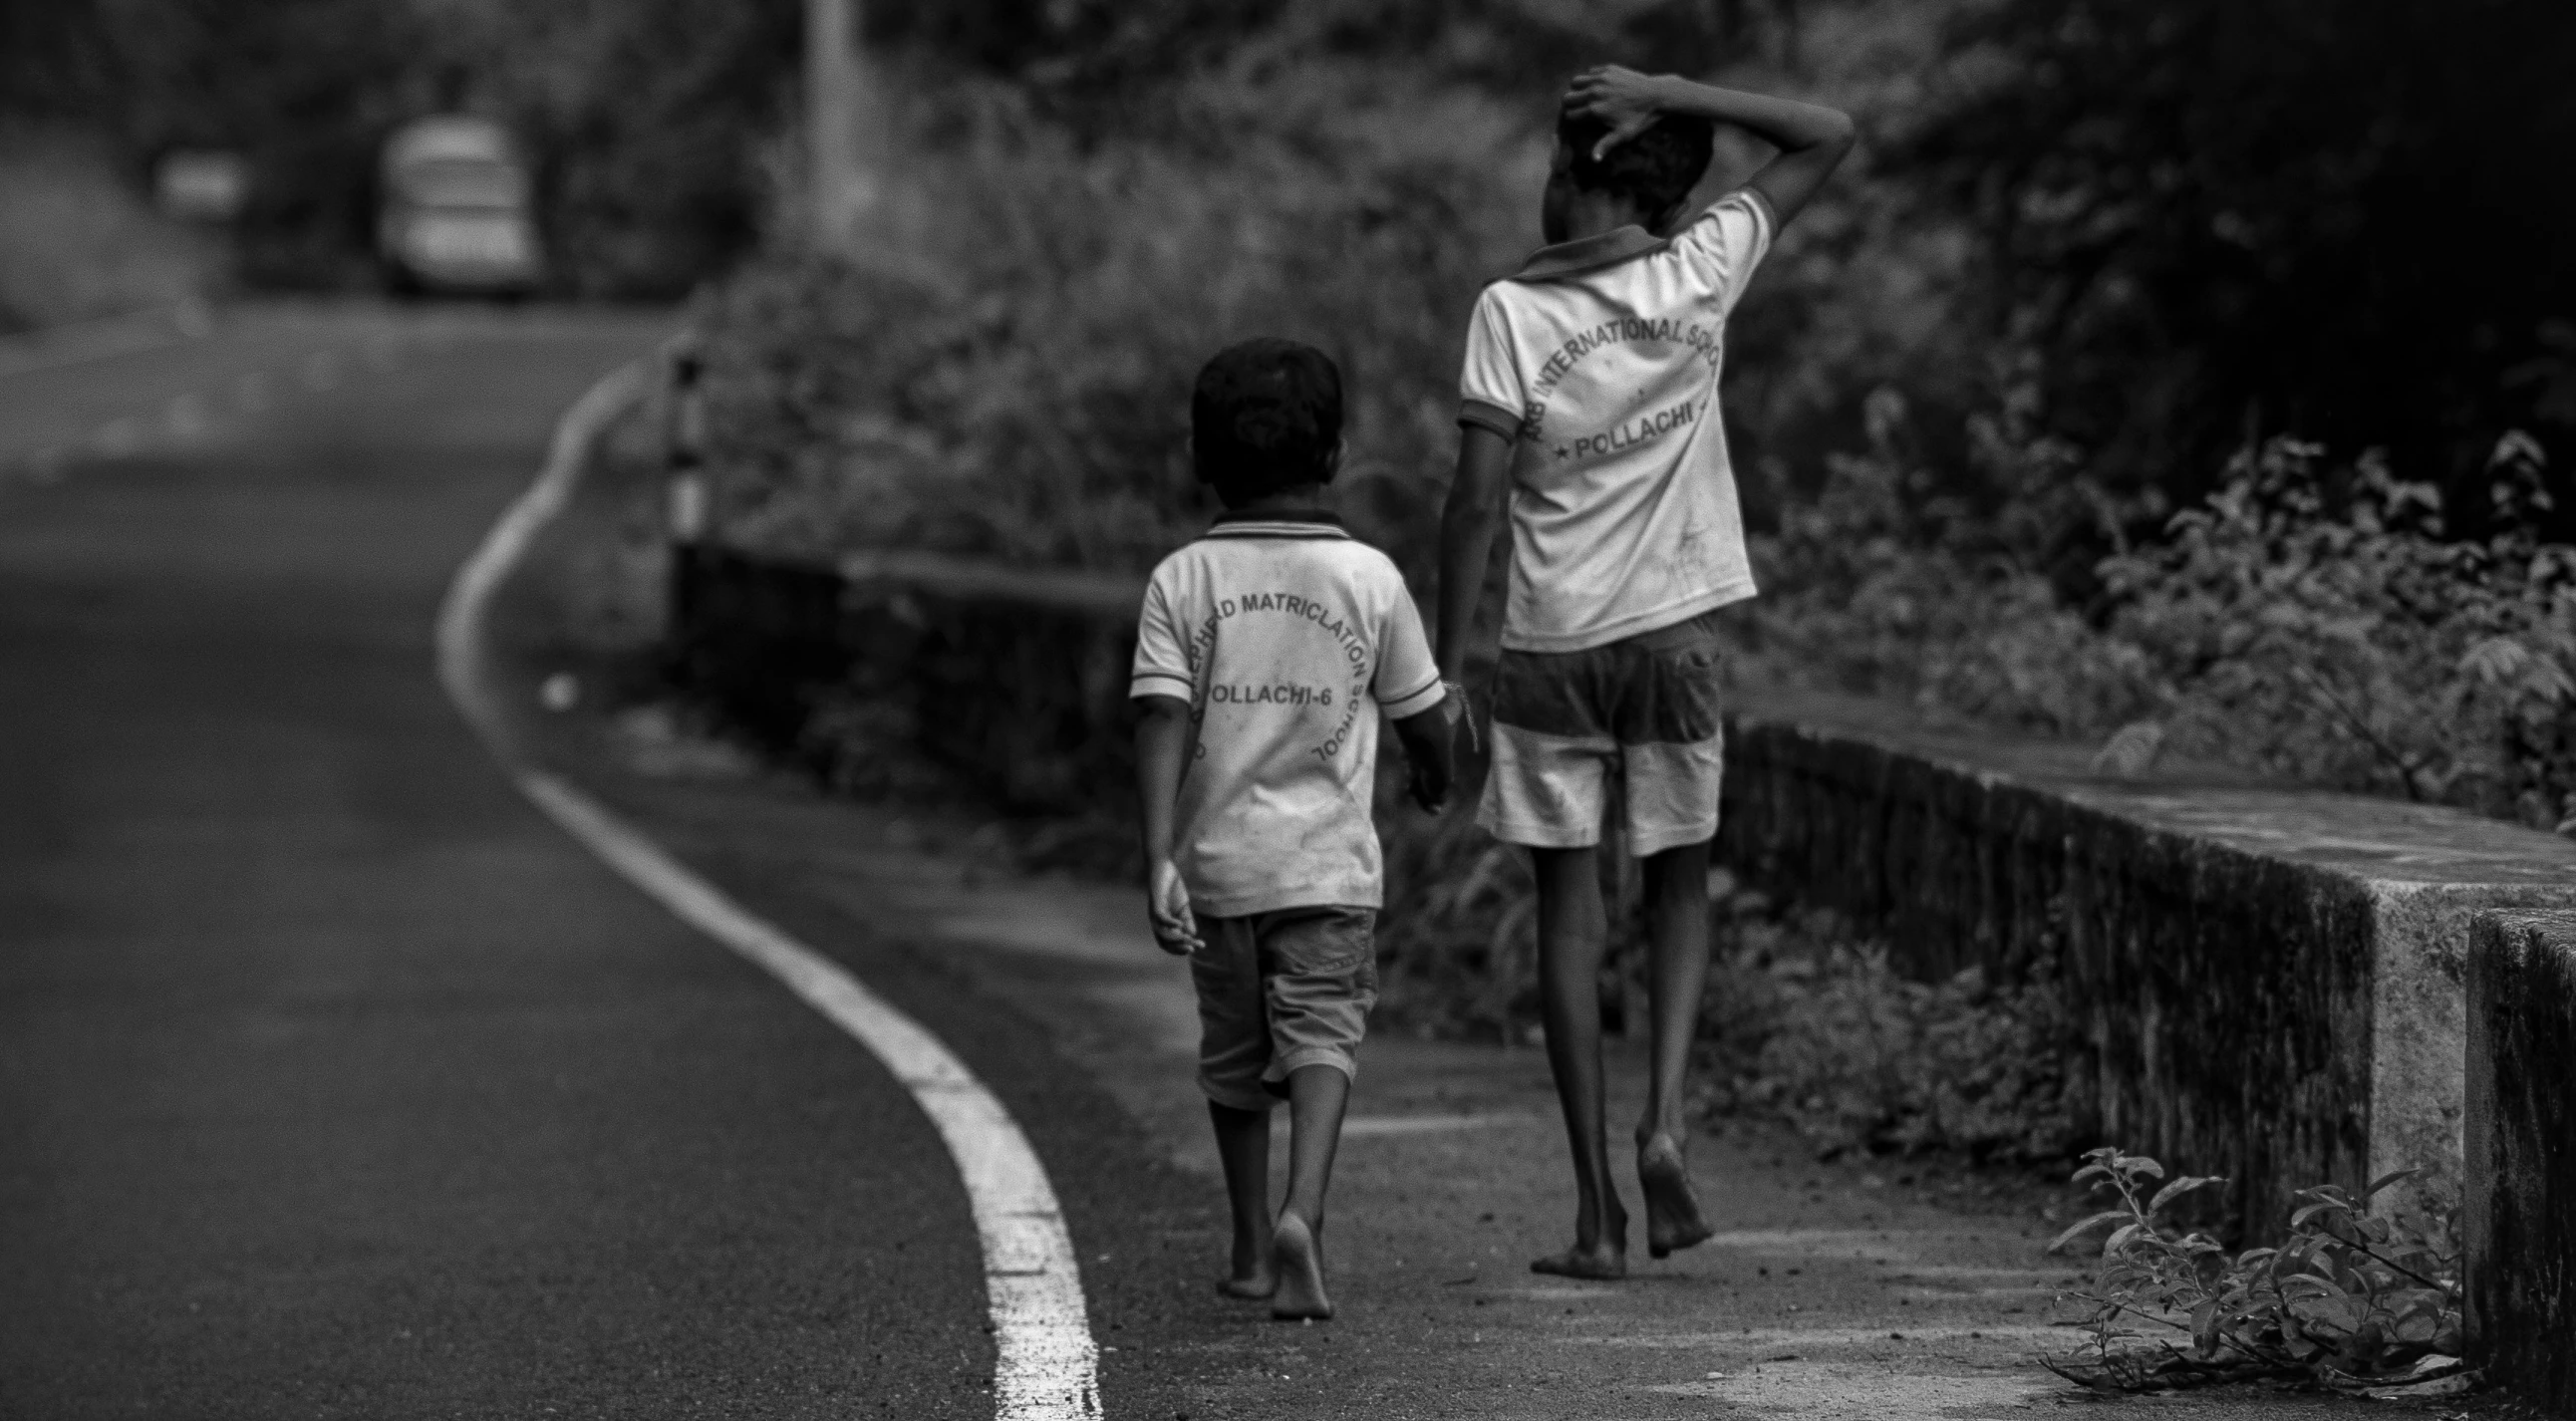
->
xmin=1459 ymin=188 xmax=1776 ymax=653
xmin=1131 ymin=511 xmax=1444 ymax=918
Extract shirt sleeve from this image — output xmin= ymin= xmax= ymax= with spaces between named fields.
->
xmin=1456 ymin=286 xmax=1526 ymax=440
xmin=1668 ymin=187 xmax=1777 ymax=315
xmin=1128 ymin=570 xmax=1195 ymax=703
xmin=1370 ymin=576 xmax=1445 ymax=719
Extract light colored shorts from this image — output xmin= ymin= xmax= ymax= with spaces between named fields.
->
xmin=1191 ymin=904 xmax=1377 ymax=1112
xmin=1478 ymin=609 xmax=1726 ymax=857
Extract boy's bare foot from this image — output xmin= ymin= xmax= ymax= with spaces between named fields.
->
xmin=1528 ymin=1241 xmax=1627 ymax=1279
xmin=1269 ymin=1211 xmax=1332 ymax=1320
xmin=1638 ymin=1133 xmax=1715 ymax=1259
xmin=1215 ymin=1269 xmax=1277 ymax=1300
xmin=1531 ymin=1200 xmax=1627 ymax=1279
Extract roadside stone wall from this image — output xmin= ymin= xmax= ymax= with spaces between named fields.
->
xmin=668 ymin=544 xmax=1144 ymax=816
xmin=2465 ymin=907 xmax=2576 ymax=1414
xmin=1720 ymin=692 xmax=2576 ymax=1241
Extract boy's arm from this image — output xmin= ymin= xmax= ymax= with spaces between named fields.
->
xmin=1391 ymin=704 xmax=1456 ymax=814
xmin=1132 ymin=695 xmax=1200 ymax=954
xmin=1435 ymin=424 xmax=1515 ymax=688
xmin=1567 ymin=66 xmax=1856 ymax=230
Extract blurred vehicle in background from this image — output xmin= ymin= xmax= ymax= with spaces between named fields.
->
xmin=376 ymin=115 xmax=541 ymax=297
xmin=152 ymin=149 xmax=250 ymax=224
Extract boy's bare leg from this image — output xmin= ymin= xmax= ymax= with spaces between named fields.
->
xmin=1272 ymin=1063 xmax=1349 ymax=1319
xmin=1637 ymin=838 xmax=1717 ymax=1257
xmin=1529 ymin=845 xmax=1627 ymax=1279
xmin=1210 ymin=1101 xmax=1277 ymax=1297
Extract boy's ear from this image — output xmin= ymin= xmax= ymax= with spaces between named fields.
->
xmin=1318 ymin=438 xmax=1346 ymax=484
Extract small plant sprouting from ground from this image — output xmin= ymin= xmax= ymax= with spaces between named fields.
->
xmin=2045 ymin=1146 xmax=2466 ymax=1393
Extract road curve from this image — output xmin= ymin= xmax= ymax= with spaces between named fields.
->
xmin=0 ymin=308 xmax=1007 ymax=1417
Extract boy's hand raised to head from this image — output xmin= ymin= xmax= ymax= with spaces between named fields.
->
xmin=1565 ymin=65 xmax=1673 ymax=160
xmin=1565 ymin=69 xmax=1858 ymax=229
xmin=1147 ymin=859 xmax=1202 ymax=955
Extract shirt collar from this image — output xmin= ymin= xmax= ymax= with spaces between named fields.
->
xmin=1211 ymin=507 xmax=1342 ymax=528
xmin=1202 ymin=507 xmax=1348 ymax=539
xmin=1507 ymin=224 xmax=1667 ymax=283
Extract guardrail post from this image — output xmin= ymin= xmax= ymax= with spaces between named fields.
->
xmin=664 ymin=343 xmax=712 ymax=686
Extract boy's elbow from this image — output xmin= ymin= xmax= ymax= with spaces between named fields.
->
xmin=1134 ymin=694 xmax=1190 ymax=735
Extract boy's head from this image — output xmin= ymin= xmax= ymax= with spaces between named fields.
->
xmin=1191 ymin=338 xmax=1343 ymax=508
xmin=1544 ymin=112 xmax=1713 ymax=242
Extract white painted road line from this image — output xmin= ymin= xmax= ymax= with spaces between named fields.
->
xmin=435 ymin=357 xmax=1102 ymax=1420
xmin=514 ymin=772 xmax=1104 ymax=1419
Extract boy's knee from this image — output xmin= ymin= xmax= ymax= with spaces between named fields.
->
xmin=1640 ymin=836 xmax=1713 ymax=883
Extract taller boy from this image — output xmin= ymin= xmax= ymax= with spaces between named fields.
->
xmin=1436 ymin=67 xmax=1853 ymax=1278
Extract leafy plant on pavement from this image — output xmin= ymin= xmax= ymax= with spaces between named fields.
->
xmin=2045 ymin=1147 xmax=2464 ymax=1392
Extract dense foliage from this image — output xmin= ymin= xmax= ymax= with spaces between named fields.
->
xmin=1738 ymin=424 xmax=2576 ymax=832
xmin=684 ymin=61 xmax=1532 ymax=572
xmin=1901 ymin=0 xmax=2576 ymax=529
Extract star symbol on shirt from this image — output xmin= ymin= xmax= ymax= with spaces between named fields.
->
xmin=1554 ymin=443 xmax=1571 ymax=460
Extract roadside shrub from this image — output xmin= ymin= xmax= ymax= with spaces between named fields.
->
xmin=1696 ymin=899 xmax=2080 ymax=1164
xmin=2107 ymin=433 xmax=2576 ymax=827
xmin=1375 ymin=797 xmax=1540 ymax=1038
xmin=1732 ymin=386 xmax=2162 ymax=736
xmin=1375 ymin=836 xmax=2085 ymax=1167
xmin=1739 ymin=414 xmax=2576 ymax=833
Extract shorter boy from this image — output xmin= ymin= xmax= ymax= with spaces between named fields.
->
xmin=1132 ymin=338 xmax=1455 ymax=1320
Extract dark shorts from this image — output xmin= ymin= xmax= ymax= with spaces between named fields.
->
xmin=1190 ymin=905 xmax=1377 ymax=1112
xmin=1478 ymin=609 xmax=1726 ymax=855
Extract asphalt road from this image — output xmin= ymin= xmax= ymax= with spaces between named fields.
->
xmin=0 ymin=307 xmax=1029 ymax=1418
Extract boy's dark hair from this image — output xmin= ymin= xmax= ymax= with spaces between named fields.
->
xmin=1192 ymin=337 xmax=1342 ymax=507
xmin=1556 ymin=112 xmax=1713 ymax=219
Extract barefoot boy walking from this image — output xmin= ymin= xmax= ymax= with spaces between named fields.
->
xmin=1134 ymin=338 xmax=1455 ymax=1319
xmin=1434 ymin=68 xmax=1853 ymax=1279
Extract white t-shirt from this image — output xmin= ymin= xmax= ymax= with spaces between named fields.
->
xmin=1458 ymin=188 xmax=1776 ymax=653
xmin=1130 ymin=513 xmax=1446 ymax=918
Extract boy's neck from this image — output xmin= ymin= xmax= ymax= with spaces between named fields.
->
xmin=1555 ymin=189 xmax=1657 ymax=245
xmin=1224 ymin=484 xmax=1333 ymax=520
